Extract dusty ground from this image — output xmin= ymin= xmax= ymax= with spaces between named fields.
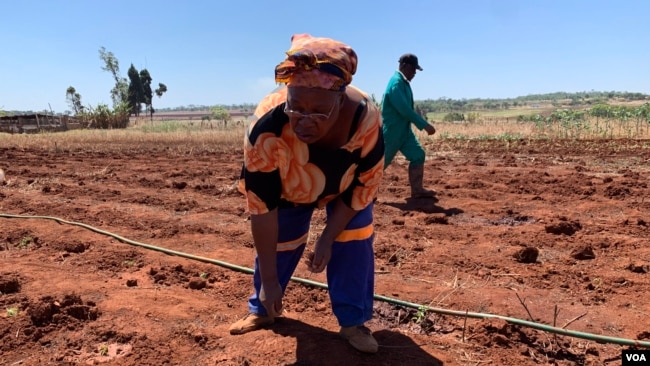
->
xmin=1 ymin=138 xmax=649 ymax=366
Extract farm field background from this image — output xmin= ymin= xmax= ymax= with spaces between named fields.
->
xmin=1 ymin=120 xmax=650 ymax=365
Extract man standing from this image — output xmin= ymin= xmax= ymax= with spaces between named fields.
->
xmin=381 ymin=53 xmax=436 ymax=198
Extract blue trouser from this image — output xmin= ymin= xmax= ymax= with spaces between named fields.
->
xmin=383 ymin=127 xmax=426 ymax=168
xmin=247 ymin=202 xmax=375 ymax=327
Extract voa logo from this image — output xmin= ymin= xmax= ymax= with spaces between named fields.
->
xmin=622 ymin=350 xmax=649 ymax=365
xmin=625 ymin=353 xmax=646 ymax=362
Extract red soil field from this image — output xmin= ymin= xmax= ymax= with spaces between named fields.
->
xmin=1 ymin=139 xmax=649 ymax=365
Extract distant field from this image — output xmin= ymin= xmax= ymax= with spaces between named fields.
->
xmin=132 ymin=110 xmax=252 ymax=121
xmin=426 ymin=99 xmax=649 ymax=122
xmin=2 ymin=98 xmax=647 ymax=140
xmin=427 ymin=107 xmax=554 ymax=122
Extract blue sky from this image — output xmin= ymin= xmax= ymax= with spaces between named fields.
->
xmin=2 ymin=0 xmax=649 ymax=113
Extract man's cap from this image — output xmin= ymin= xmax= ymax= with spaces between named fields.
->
xmin=399 ymin=53 xmax=423 ymax=71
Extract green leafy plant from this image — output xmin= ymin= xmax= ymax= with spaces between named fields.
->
xmin=122 ymin=260 xmax=136 ymax=267
xmin=99 ymin=344 xmax=109 ymax=356
xmin=199 ymin=272 xmax=208 ymax=279
xmin=411 ymin=305 xmax=428 ymax=324
xmin=6 ymin=307 xmax=19 ymax=317
xmin=466 ymin=112 xmax=480 ymax=123
xmin=443 ymin=112 xmax=465 ymax=122
xmin=18 ymin=236 xmax=33 ymax=249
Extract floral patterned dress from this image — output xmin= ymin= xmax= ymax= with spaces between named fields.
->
xmin=240 ymin=85 xmax=384 ymax=215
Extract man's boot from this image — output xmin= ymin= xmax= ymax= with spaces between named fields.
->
xmin=408 ymin=164 xmax=435 ymax=198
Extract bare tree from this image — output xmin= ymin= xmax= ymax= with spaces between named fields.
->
xmin=99 ymin=47 xmax=128 ymax=107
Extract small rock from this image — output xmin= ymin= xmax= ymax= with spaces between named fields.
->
xmin=493 ymin=334 xmax=510 ymax=347
xmin=513 ymin=247 xmax=539 ymax=263
xmin=172 ymin=181 xmax=187 ymax=189
xmin=627 ymin=262 xmax=649 ymax=274
xmin=571 ymin=246 xmax=595 ymax=260
xmin=188 ymin=278 xmax=206 ymax=290
xmin=424 ymin=215 xmax=448 ymax=225
xmin=64 ymin=242 xmax=86 ymax=253
xmin=0 ymin=276 xmax=21 ymax=294
xmin=153 ymin=273 xmax=166 ymax=283
xmin=637 ymin=331 xmax=650 ymax=340
xmin=545 ymin=219 xmax=582 ymax=236
xmin=126 ymin=279 xmax=138 ymax=287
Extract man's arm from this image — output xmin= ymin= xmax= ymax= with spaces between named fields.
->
xmin=387 ymin=81 xmax=431 ymax=130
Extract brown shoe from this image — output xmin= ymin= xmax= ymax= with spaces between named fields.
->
xmin=229 ymin=313 xmax=274 ymax=335
xmin=340 ymin=325 xmax=379 ymax=353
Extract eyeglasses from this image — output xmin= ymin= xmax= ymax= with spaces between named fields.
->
xmin=284 ymin=97 xmax=339 ymax=124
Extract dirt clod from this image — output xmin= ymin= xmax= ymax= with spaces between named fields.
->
xmin=571 ymin=245 xmax=596 ymax=260
xmin=627 ymin=262 xmax=649 ymax=274
xmin=188 ymin=278 xmax=207 ymax=290
xmin=0 ymin=273 xmax=21 ymax=293
xmin=63 ymin=242 xmax=86 ymax=253
xmin=513 ymin=247 xmax=539 ymax=263
xmin=545 ymin=219 xmax=582 ymax=235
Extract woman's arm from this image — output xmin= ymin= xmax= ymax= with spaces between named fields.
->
xmin=251 ymin=209 xmax=284 ymax=317
xmin=251 ymin=209 xmax=279 ymax=283
xmin=307 ymin=198 xmax=358 ymax=273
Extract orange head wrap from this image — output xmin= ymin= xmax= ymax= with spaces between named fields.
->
xmin=274 ymin=34 xmax=357 ymax=91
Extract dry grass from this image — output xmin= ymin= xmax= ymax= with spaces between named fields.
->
xmin=428 ymin=120 xmax=539 ymax=139
xmin=421 ymin=118 xmax=650 ymax=140
xmin=2 ymin=115 xmax=649 ymax=155
xmin=0 ymin=123 xmax=247 ymax=153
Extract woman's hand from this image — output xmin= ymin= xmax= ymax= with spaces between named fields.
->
xmin=306 ymin=198 xmax=358 ymax=273
xmin=259 ymin=280 xmax=283 ymax=317
xmin=306 ymin=238 xmax=332 ymax=273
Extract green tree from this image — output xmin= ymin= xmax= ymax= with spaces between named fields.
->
xmin=210 ymin=106 xmax=231 ymax=127
xmin=139 ymin=69 xmax=153 ymax=118
xmin=139 ymin=70 xmax=167 ymax=121
xmin=99 ymin=47 xmax=128 ymax=107
xmin=127 ymin=64 xmax=144 ymax=116
xmin=153 ymin=83 xmax=168 ymax=117
xmin=155 ymin=83 xmax=167 ymax=98
xmin=65 ymin=86 xmax=84 ymax=115
xmin=86 ymin=102 xmax=130 ymax=129
xmin=466 ymin=112 xmax=480 ymax=123
xmin=443 ymin=112 xmax=465 ymax=122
